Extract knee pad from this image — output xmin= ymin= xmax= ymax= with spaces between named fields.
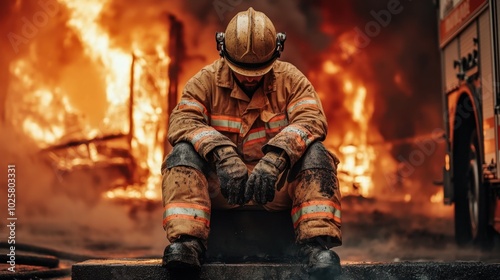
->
xmin=162 ymin=142 xmax=210 ymax=175
xmin=288 ymin=142 xmax=339 ymax=182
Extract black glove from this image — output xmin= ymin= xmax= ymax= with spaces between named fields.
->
xmin=245 ymin=150 xmax=288 ymax=204
xmin=212 ymin=146 xmax=249 ymax=205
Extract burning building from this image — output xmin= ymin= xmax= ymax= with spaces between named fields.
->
xmin=2 ymin=0 xmax=188 ymax=203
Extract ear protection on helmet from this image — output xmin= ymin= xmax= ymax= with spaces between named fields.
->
xmin=215 ymin=31 xmax=287 ymax=69
xmin=215 ymin=32 xmax=226 ymax=56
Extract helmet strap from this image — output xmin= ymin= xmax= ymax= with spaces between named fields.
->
xmin=215 ymin=32 xmax=287 ymax=69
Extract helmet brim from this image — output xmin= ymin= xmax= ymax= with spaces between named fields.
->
xmin=225 ymin=58 xmax=275 ymax=77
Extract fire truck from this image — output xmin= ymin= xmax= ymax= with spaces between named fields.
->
xmin=439 ymin=0 xmax=500 ymax=247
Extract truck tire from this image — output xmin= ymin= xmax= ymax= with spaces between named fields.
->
xmin=454 ymin=126 xmax=493 ymax=248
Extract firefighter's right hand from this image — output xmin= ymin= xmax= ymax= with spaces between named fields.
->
xmin=212 ymin=146 xmax=249 ymax=205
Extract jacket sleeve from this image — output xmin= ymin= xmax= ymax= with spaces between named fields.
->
xmin=263 ymin=71 xmax=328 ymax=166
xmin=167 ymin=70 xmax=236 ymax=160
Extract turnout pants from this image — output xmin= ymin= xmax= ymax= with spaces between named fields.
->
xmin=161 ymin=142 xmax=342 ymax=246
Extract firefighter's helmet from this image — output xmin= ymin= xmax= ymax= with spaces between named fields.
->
xmin=216 ymin=7 xmax=286 ymax=77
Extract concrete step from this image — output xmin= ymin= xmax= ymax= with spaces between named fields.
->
xmin=72 ymin=259 xmax=500 ymax=280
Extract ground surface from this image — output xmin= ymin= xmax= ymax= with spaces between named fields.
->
xmin=1 ymin=196 xmax=499 ymax=279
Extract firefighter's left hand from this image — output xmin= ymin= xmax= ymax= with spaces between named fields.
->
xmin=245 ymin=150 xmax=288 ymax=204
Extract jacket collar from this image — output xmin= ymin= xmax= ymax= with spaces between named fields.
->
xmin=215 ymin=58 xmax=277 ymax=99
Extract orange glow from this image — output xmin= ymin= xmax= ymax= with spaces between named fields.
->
xmin=335 ymin=78 xmax=375 ymax=197
xmin=7 ymin=1 xmax=409 ymax=204
xmin=352 ymin=86 xmax=367 ymax=123
xmin=60 ymin=0 xmax=170 ymax=201
xmin=310 ymin=26 xmax=390 ymax=199
xmin=445 ymin=154 xmax=450 ymax=171
xmin=323 ymin=60 xmax=340 ymax=75
xmin=62 ymin=0 xmax=132 ymax=133
xmin=8 ymin=0 xmax=171 ymax=201
xmin=338 ymin=135 xmax=375 ymax=197
xmin=430 ymin=189 xmax=444 ymax=203
xmin=338 ymin=35 xmax=359 ymax=60
xmin=21 ymin=89 xmax=68 ymax=144
xmin=344 ymin=80 xmax=354 ymax=94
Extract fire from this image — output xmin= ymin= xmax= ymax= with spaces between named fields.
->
xmin=323 ymin=60 xmax=340 ymax=75
xmin=344 ymin=81 xmax=354 ymax=93
xmin=310 ymin=28 xmax=379 ymax=198
xmin=62 ymin=0 xmax=132 ymax=133
xmin=63 ymin=0 xmax=170 ymax=201
xmin=430 ymin=189 xmax=444 ymax=203
xmin=105 ymin=53 xmax=171 ymax=201
xmin=61 ymin=0 xmax=171 ymax=200
xmin=21 ymin=89 xmax=68 ymax=144
xmin=63 ymin=0 xmax=166 ymax=201
xmin=338 ymin=135 xmax=375 ymax=197
xmin=5 ymin=1 xmax=413 ymax=203
xmin=6 ymin=0 xmax=171 ymax=202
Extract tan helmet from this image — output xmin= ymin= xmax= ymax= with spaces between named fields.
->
xmin=216 ymin=7 xmax=286 ymax=77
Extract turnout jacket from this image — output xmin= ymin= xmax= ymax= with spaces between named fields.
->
xmin=168 ymin=58 xmax=328 ymax=166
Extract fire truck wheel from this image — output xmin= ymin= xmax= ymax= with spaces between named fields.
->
xmin=454 ymin=127 xmax=493 ymax=248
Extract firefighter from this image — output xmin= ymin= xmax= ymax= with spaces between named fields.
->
xmin=161 ymin=7 xmax=342 ymax=278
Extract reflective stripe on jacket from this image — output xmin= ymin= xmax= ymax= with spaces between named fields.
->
xmin=167 ymin=58 xmax=328 ymax=165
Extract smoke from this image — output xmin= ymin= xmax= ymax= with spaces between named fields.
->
xmin=358 ymin=0 xmax=444 ymax=200
xmin=0 ymin=1 xmax=23 ymax=123
xmin=308 ymin=0 xmax=444 ymax=200
xmin=194 ymin=0 xmax=330 ymax=72
xmin=0 ymin=122 xmax=167 ymax=256
xmin=167 ymin=1 xmax=444 ymax=201
xmin=96 ymin=0 xmax=331 ymax=87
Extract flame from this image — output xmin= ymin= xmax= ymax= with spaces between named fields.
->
xmin=21 ymin=89 xmax=67 ymax=144
xmin=10 ymin=0 xmax=129 ymax=146
xmin=430 ymin=189 xmax=444 ymax=203
xmin=338 ymin=33 xmax=361 ymax=60
xmin=339 ymin=82 xmax=375 ymax=197
xmin=9 ymin=54 xmax=90 ymax=148
xmin=62 ymin=0 xmax=132 ymax=133
xmin=104 ymin=54 xmax=171 ymax=201
xmin=56 ymin=0 xmax=171 ymax=201
xmin=6 ymin=0 xmax=171 ymax=202
xmin=338 ymin=136 xmax=375 ymax=197
xmin=344 ymin=81 xmax=354 ymax=93
xmin=310 ymin=29 xmax=378 ymax=198
xmin=6 ymin=1 xmax=410 ymax=203
xmin=323 ymin=60 xmax=340 ymax=75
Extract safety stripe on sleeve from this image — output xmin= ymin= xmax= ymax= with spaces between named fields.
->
xmin=287 ymin=98 xmax=318 ymax=115
xmin=243 ymin=127 xmax=267 ymax=147
xmin=265 ymin=114 xmax=289 ymax=133
xmin=291 ymin=200 xmax=341 ymax=228
xmin=178 ymin=99 xmax=209 ymax=122
xmin=280 ymin=124 xmax=314 ymax=148
xmin=211 ymin=115 xmax=242 ymax=133
xmin=189 ymin=128 xmax=223 ymax=150
xmin=163 ymin=202 xmax=210 ymax=227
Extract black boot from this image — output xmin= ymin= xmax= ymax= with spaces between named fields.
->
xmin=299 ymin=236 xmax=341 ymax=279
xmin=163 ymin=236 xmax=205 ymax=279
